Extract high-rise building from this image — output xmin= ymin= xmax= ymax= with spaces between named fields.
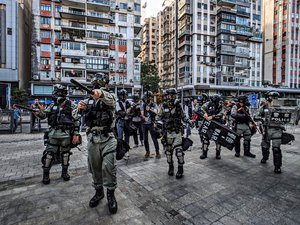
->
xmin=140 ymin=17 xmax=157 ymax=63
xmin=0 ymin=0 xmax=32 ymax=108
xmin=31 ymin=0 xmax=142 ymax=98
xmin=152 ymin=0 xmax=263 ymax=95
xmin=264 ymin=0 xmax=300 ymax=89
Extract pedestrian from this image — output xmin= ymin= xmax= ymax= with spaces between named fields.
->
xmin=158 ymin=88 xmax=193 ymax=179
xmin=31 ymin=99 xmax=43 ymax=129
xmin=141 ymin=91 xmax=160 ymax=160
xmin=33 ymin=84 xmax=80 ymax=185
xmin=12 ymin=104 xmax=21 ymax=132
xmin=75 ymin=73 xmax=118 ymax=213
xmin=116 ymin=89 xmax=131 ymax=144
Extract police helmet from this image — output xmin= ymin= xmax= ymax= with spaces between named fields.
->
xmin=237 ymin=95 xmax=248 ymax=103
xmin=92 ymin=73 xmax=109 ymax=88
xmin=202 ymin=93 xmax=209 ymax=100
xmin=118 ymin=89 xmax=128 ymax=96
xmin=132 ymin=94 xmax=139 ymax=101
xmin=166 ymin=88 xmax=178 ymax=96
xmin=52 ymin=84 xmax=67 ymax=97
xmin=211 ymin=94 xmax=221 ymax=103
xmin=265 ymin=91 xmax=280 ymax=98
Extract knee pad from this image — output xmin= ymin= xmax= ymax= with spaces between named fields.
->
xmin=165 ymin=145 xmax=173 ymax=164
xmin=175 ymin=148 xmax=185 ymax=165
xmin=41 ymin=152 xmax=54 ymax=169
xmin=272 ymin=147 xmax=282 ymax=167
xmin=61 ymin=151 xmax=72 ymax=167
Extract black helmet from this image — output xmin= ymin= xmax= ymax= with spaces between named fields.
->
xmin=118 ymin=89 xmax=128 ymax=96
xmin=166 ymin=88 xmax=177 ymax=95
xmin=202 ymin=93 xmax=209 ymax=100
xmin=211 ymin=94 xmax=221 ymax=103
xmin=265 ymin=91 xmax=280 ymax=98
xmin=237 ymin=95 xmax=248 ymax=103
xmin=52 ymin=84 xmax=67 ymax=97
xmin=132 ymin=94 xmax=139 ymax=101
xmin=92 ymin=73 xmax=109 ymax=88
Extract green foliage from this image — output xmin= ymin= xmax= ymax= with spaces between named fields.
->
xmin=141 ymin=62 xmax=161 ymax=93
xmin=11 ymin=88 xmax=30 ymax=104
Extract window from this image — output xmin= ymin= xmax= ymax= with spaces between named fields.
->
xmin=63 ymin=69 xmax=85 ymax=78
xmin=41 ymin=4 xmax=51 ymax=11
xmin=203 ymin=4 xmax=207 ymax=10
xmin=119 ymin=39 xmax=127 ymax=46
xmin=134 ymin=15 xmax=141 ymax=24
xmin=55 ymin=6 xmax=61 ymax=12
xmin=62 ymin=42 xmax=85 ymax=50
xmin=40 ymin=30 xmax=51 ymax=38
xmin=134 ymin=3 xmax=141 ymax=11
xmin=120 ymin=3 xmax=127 ymax=9
xmin=41 ymin=17 xmax=51 ymax=25
xmin=55 ymin=19 xmax=61 ymax=26
xmin=119 ymin=26 xmax=127 ymax=34
xmin=204 ymin=25 xmax=207 ymax=31
xmin=119 ymin=14 xmax=127 ymax=22
xmin=41 ymin=58 xmax=50 ymax=65
xmin=41 ymin=44 xmax=51 ymax=52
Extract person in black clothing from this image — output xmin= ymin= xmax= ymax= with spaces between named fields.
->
xmin=116 ymin=89 xmax=131 ymax=144
xmin=128 ymin=94 xmax=143 ymax=148
xmin=141 ymin=91 xmax=160 ymax=160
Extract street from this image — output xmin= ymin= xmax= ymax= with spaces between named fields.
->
xmin=0 ymin=127 xmax=300 ymax=225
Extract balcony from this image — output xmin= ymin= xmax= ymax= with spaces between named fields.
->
xmin=217 ymin=7 xmax=236 ymax=14
xmin=179 ymin=29 xmax=190 ymax=38
xmin=217 ymin=0 xmax=236 ymax=7
xmin=61 ymin=62 xmax=86 ymax=69
xmin=86 ymin=39 xmax=110 ymax=47
xmin=61 ymin=21 xmax=85 ymax=30
xmin=179 ymin=49 xmax=191 ymax=58
xmin=86 ymin=24 xmax=111 ymax=33
xmin=236 ymin=0 xmax=250 ymax=7
xmin=60 ymin=8 xmax=86 ymax=20
xmin=249 ymin=32 xmax=263 ymax=43
xmin=179 ymin=40 xmax=191 ymax=48
xmin=61 ymin=0 xmax=85 ymax=8
xmin=179 ymin=8 xmax=191 ymax=20
xmin=87 ymin=0 xmax=110 ymax=12
xmin=61 ymin=49 xmax=86 ymax=56
xmin=40 ymin=64 xmax=51 ymax=71
xmin=87 ymin=11 xmax=111 ymax=23
xmin=236 ymin=10 xmax=250 ymax=18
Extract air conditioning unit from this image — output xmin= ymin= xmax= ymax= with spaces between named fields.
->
xmin=33 ymin=75 xmax=40 ymax=81
xmin=115 ymin=5 xmax=119 ymax=10
xmin=204 ymin=42 xmax=209 ymax=45
xmin=45 ymin=65 xmax=49 ymax=69
xmin=127 ymin=7 xmax=132 ymax=11
xmin=109 ymin=56 xmax=114 ymax=59
xmin=203 ymin=52 xmax=207 ymax=55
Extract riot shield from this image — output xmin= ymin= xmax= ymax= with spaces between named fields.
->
xmin=199 ymin=119 xmax=239 ymax=150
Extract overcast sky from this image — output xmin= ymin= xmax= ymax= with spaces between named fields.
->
xmin=141 ymin=0 xmax=164 ymax=22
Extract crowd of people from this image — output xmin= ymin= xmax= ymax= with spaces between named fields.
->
xmin=26 ymin=73 xmax=292 ymax=215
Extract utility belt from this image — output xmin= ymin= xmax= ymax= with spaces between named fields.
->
xmin=168 ymin=127 xmax=182 ymax=134
xmin=87 ymin=126 xmax=113 ymax=135
xmin=51 ymin=125 xmax=74 ymax=131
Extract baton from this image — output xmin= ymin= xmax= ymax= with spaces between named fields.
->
xmin=70 ymin=79 xmax=94 ymax=95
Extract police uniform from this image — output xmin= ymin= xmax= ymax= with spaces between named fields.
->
xmin=73 ymin=73 xmax=118 ymax=214
xmin=231 ymin=96 xmax=256 ymax=158
xmin=116 ymin=91 xmax=131 ymax=144
xmin=129 ymin=95 xmax=143 ymax=147
xmin=158 ymin=88 xmax=192 ymax=179
xmin=37 ymin=85 xmax=80 ymax=185
xmin=199 ymin=95 xmax=224 ymax=160
xmin=256 ymin=91 xmax=284 ymax=174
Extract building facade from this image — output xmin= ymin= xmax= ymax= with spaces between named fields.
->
xmin=0 ymin=0 xmax=31 ymax=108
xmin=140 ymin=16 xmax=157 ymax=63
xmin=151 ymin=0 xmax=263 ymax=95
xmin=264 ymin=0 xmax=300 ymax=89
xmin=31 ymin=0 xmax=142 ymax=98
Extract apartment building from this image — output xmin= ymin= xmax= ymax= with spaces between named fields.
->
xmin=0 ymin=0 xmax=31 ymax=108
xmin=31 ymin=0 xmax=142 ymax=98
xmin=152 ymin=0 xmax=263 ymax=95
xmin=264 ymin=0 xmax=300 ymax=89
xmin=140 ymin=16 xmax=157 ymax=63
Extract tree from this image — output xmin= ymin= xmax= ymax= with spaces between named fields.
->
xmin=11 ymin=88 xmax=30 ymax=105
xmin=141 ymin=62 xmax=161 ymax=93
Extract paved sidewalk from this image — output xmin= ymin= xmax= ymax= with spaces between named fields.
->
xmin=0 ymin=128 xmax=300 ymax=225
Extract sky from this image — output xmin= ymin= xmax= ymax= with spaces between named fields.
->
xmin=141 ymin=0 xmax=164 ymax=22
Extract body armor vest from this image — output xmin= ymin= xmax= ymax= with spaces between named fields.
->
xmin=235 ymin=104 xmax=250 ymax=124
xmin=117 ymin=100 xmax=131 ymax=118
xmin=131 ymin=102 xmax=141 ymax=117
xmin=206 ymin=102 xmax=223 ymax=123
xmin=48 ymin=101 xmax=74 ymax=128
xmin=162 ymin=102 xmax=182 ymax=131
xmin=85 ymin=97 xmax=114 ymax=129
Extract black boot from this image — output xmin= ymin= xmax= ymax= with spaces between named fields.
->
xmin=261 ymin=147 xmax=269 ymax=164
xmin=274 ymin=167 xmax=282 ymax=174
xmin=200 ymin=150 xmax=207 ymax=159
xmin=61 ymin=167 xmax=70 ymax=181
xmin=235 ymin=139 xmax=241 ymax=157
xmin=42 ymin=169 xmax=50 ymax=185
xmin=168 ymin=164 xmax=174 ymax=176
xmin=107 ymin=189 xmax=118 ymax=214
xmin=216 ymin=150 xmax=221 ymax=160
xmin=176 ymin=165 xmax=184 ymax=179
xmin=244 ymin=142 xmax=256 ymax=158
xmin=273 ymin=147 xmax=282 ymax=174
xmin=89 ymin=187 xmax=104 ymax=208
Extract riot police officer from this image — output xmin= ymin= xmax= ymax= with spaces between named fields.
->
xmin=34 ymin=84 xmax=80 ymax=185
xmin=116 ymin=89 xmax=131 ymax=144
xmin=231 ymin=95 xmax=256 ymax=158
xmin=256 ymin=91 xmax=283 ymax=174
xmin=129 ymin=94 xmax=143 ymax=147
xmin=199 ymin=94 xmax=224 ymax=160
xmin=141 ymin=91 xmax=160 ymax=160
xmin=75 ymin=73 xmax=118 ymax=214
xmin=158 ymin=88 xmax=193 ymax=179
